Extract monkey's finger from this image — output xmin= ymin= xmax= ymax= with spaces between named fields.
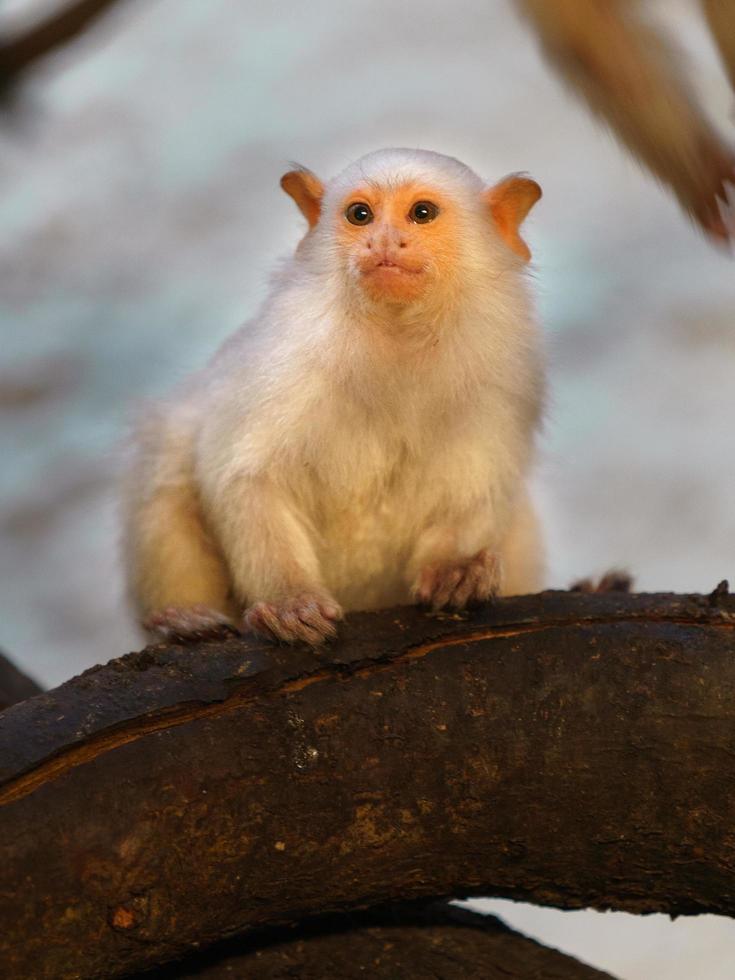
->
xmin=245 ymin=603 xmax=296 ymax=643
xmin=245 ymin=599 xmax=339 ymax=646
xmin=453 ymin=551 xmax=502 ymax=604
xmin=279 ymin=608 xmax=327 ymax=646
xmin=449 ymin=557 xmax=500 ymax=609
xmin=449 ymin=566 xmax=486 ymax=609
xmin=430 ymin=567 xmax=465 ymax=611
xmin=412 ymin=567 xmax=438 ymax=606
xmin=295 ymin=603 xmax=339 ymax=640
xmin=315 ymin=599 xmax=344 ymax=622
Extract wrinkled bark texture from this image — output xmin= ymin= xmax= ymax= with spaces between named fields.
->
xmin=1 ymin=590 xmax=734 ymax=978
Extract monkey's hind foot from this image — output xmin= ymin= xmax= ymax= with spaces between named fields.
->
xmin=413 ymin=549 xmax=502 ymax=612
xmin=570 ymin=569 xmax=633 ymax=594
xmin=244 ymin=592 xmax=344 ymax=646
xmin=143 ymin=605 xmax=238 ymax=643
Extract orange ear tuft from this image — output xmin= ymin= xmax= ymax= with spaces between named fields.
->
xmin=280 ymin=168 xmax=324 ymax=229
xmin=485 ymin=175 xmax=542 ymax=262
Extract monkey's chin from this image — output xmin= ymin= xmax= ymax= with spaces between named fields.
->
xmin=359 ymin=266 xmax=426 ymax=305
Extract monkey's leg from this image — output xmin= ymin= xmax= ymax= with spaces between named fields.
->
xmin=701 ymin=0 xmax=735 ymax=91
xmin=497 ymin=492 xmax=545 ymax=596
xmin=208 ymin=478 xmax=343 ymax=645
xmin=517 ymin=0 xmax=735 ymax=239
xmin=127 ymin=480 xmax=237 ymax=642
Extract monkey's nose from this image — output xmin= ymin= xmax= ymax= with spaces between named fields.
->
xmin=369 ymin=226 xmax=408 ymax=252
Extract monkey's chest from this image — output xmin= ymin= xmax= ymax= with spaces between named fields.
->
xmin=317 ymin=497 xmax=414 ymax=609
xmin=298 ymin=413 xmax=500 ymax=608
xmin=306 ymin=470 xmax=429 ymax=609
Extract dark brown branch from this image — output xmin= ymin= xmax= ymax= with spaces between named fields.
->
xmin=0 ymin=0 xmax=128 ymax=90
xmin=1 ymin=590 xmax=734 ymax=978
xmin=143 ymin=902 xmax=615 ymax=979
xmin=0 ymin=649 xmax=42 ymax=711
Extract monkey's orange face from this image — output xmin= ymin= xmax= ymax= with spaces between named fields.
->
xmin=334 ymin=182 xmax=461 ymax=306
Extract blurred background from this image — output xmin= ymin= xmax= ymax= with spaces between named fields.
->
xmin=0 ymin=0 xmax=733 ymax=976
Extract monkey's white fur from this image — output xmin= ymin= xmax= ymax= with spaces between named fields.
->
xmin=123 ymin=149 xmax=546 ymax=642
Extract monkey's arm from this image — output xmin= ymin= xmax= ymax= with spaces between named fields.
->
xmin=517 ymin=0 xmax=734 ymax=240
xmin=405 ymin=505 xmax=506 ymax=611
xmin=204 ymin=475 xmax=343 ymax=645
xmin=122 ymin=406 xmax=240 ymax=641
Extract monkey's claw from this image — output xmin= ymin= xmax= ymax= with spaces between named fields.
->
xmin=143 ymin=605 xmax=238 ymax=642
xmin=244 ymin=593 xmax=344 ymax=646
xmin=413 ymin=549 xmax=502 ymax=612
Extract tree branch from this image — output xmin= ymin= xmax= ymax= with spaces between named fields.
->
xmin=1 ymin=589 xmax=734 ymax=978
xmin=0 ymin=0 xmax=128 ymax=91
xmin=143 ymin=902 xmax=616 ymax=979
xmin=0 ymin=650 xmax=42 ymax=711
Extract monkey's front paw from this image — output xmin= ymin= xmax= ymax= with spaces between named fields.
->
xmin=413 ymin=549 xmax=502 ymax=612
xmin=570 ymin=569 xmax=633 ymax=594
xmin=244 ymin=593 xmax=344 ymax=646
xmin=143 ymin=605 xmax=238 ymax=642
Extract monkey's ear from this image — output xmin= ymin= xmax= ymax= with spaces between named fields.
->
xmin=280 ymin=167 xmax=324 ymax=229
xmin=485 ymin=175 xmax=542 ymax=262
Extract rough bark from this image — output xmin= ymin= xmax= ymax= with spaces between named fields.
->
xmin=1 ymin=589 xmax=734 ymax=979
xmin=142 ymin=902 xmax=615 ymax=979
xmin=0 ymin=649 xmax=42 ymax=710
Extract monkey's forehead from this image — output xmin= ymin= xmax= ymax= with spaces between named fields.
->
xmin=328 ymin=148 xmax=485 ymax=198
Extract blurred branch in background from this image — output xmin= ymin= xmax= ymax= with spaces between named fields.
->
xmin=702 ymin=0 xmax=735 ymax=90
xmin=0 ymin=0 xmax=733 ymax=244
xmin=0 ymin=0 xmax=129 ymax=95
xmin=517 ymin=0 xmax=735 ymax=243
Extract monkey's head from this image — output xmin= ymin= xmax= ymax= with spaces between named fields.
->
xmin=281 ymin=149 xmax=541 ymax=309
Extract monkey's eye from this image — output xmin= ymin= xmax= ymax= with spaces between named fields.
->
xmin=345 ymin=202 xmax=374 ymax=225
xmin=409 ymin=201 xmax=439 ymax=224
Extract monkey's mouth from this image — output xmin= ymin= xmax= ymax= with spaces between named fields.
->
xmin=365 ymin=259 xmax=423 ymax=276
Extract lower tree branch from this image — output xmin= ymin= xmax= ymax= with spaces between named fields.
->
xmin=142 ymin=902 xmax=615 ymax=979
xmin=0 ymin=649 xmax=42 ymax=711
xmin=1 ymin=590 xmax=734 ymax=978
